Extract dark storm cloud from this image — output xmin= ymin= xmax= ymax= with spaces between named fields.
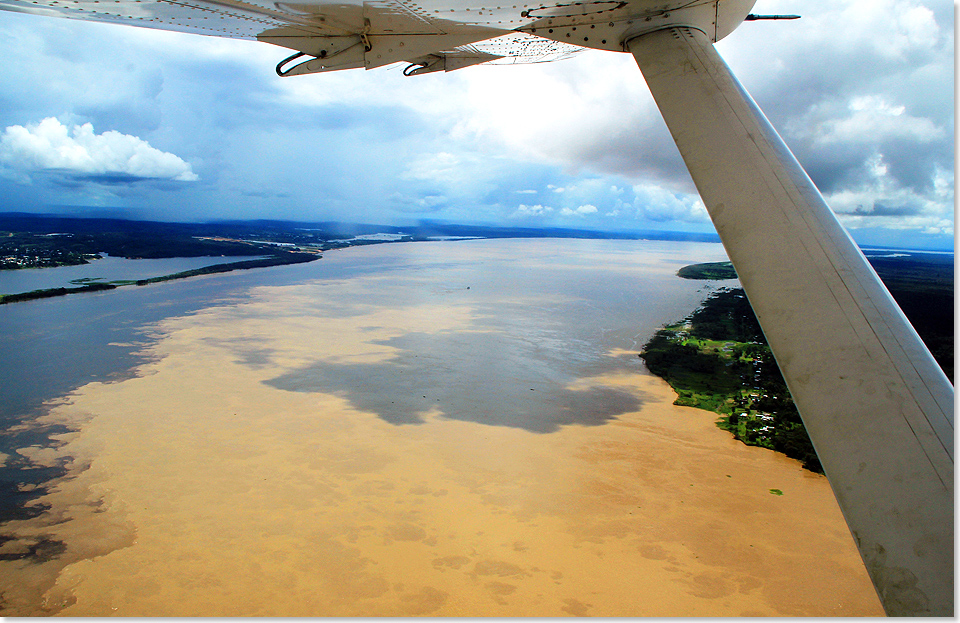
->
xmin=878 ymin=137 xmax=952 ymax=194
xmin=58 ymin=173 xmax=169 ymax=186
xmin=570 ymin=114 xmax=695 ymax=194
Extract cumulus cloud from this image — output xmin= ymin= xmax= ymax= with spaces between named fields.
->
xmin=826 ymin=156 xmax=954 ymax=235
xmin=721 ymin=0 xmax=953 ymax=225
xmin=560 ymin=204 xmax=598 ymax=217
xmin=0 ymin=117 xmax=198 ymax=182
xmin=448 ymin=50 xmax=690 ymax=191
xmin=789 ymin=95 xmax=946 ymax=147
xmin=628 ymin=184 xmax=709 ymax=224
xmin=510 ymin=204 xmax=554 ymax=219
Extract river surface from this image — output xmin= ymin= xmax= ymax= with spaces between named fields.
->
xmin=0 ymin=238 xmax=724 ymax=431
xmin=0 ymin=238 xmax=882 ymax=616
xmin=0 ymin=237 xmax=725 ymax=548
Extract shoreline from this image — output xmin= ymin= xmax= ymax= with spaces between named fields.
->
xmin=0 ymin=252 xmax=319 ymax=305
xmin=640 ymin=286 xmax=822 ymax=472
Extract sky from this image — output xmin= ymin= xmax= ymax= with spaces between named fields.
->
xmin=0 ymin=0 xmax=953 ymax=249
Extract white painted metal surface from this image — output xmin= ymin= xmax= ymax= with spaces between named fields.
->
xmin=630 ymin=26 xmax=953 ymax=617
xmin=0 ymin=0 xmax=754 ymax=70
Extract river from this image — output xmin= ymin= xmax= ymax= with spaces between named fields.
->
xmin=0 ymin=238 xmax=882 ymax=616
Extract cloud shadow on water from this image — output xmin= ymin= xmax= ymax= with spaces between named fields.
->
xmin=264 ymin=330 xmax=643 ymax=434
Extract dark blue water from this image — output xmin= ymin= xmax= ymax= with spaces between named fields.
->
xmin=267 ymin=329 xmax=643 ymax=433
xmin=261 ymin=239 xmax=727 ymax=432
xmin=0 ymin=248 xmax=427 ymax=427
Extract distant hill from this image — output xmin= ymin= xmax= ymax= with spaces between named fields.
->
xmin=0 ymin=213 xmax=722 ymax=245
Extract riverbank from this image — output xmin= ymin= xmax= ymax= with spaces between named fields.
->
xmin=639 ymin=287 xmax=821 ymax=472
xmin=643 ymin=256 xmax=954 ymax=471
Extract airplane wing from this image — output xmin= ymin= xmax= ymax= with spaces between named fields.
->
xmin=0 ymin=0 xmax=952 ymax=616
xmin=0 ymin=0 xmax=751 ymax=73
xmin=0 ymin=0 xmax=587 ymax=73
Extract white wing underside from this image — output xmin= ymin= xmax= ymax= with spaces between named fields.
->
xmin=0 ymin=0 xmax=753 ymax=72
xmin=466 ymin=35 xmax=584 ymax=64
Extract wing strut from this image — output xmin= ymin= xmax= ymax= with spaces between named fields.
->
xmin=628 ymin=26 xmax=953 ymax=617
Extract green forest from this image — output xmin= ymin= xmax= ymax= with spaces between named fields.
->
xmin=643 ymin=254 xmax=953 ymax=472
xmin=640 ymin=288 xmax=822 ymax=472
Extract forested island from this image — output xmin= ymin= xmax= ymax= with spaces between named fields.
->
xmin=676 ymin=257 xmax=953 ymax=380
xmin=642 ymin=255 xmax=954 ymax=472
xmin=640 ymin=288 xmax=822 ymax=471
xmin=0 ymin=253 xmax=319 ymax=305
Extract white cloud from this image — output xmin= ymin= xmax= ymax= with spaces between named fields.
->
xmin=630 ymin=184 xmax=709 ymax=223
xmin=852 ymin=0 xmax=941 ymax=59
xmin=389 ymin=192 xmax=447 ymax=213
xmin=510 ymin=204 xmax=554 ymax=219
xmin=0 ymin=117 xmax=198 ymax=181
xmin=399 ymin=150 xmax=507 ymax=202
xmin=442 ymin=49 xmax=679 ymax=186
xmin=794 ymin=95 xmax=945 ymax=146
xmin=560 ymin=204 xmax=598 ymax=217
xmin=401 ymin=152 xmax=462 ymax=182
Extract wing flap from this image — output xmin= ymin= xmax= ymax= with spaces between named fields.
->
xmin=402 ymin=49 xmax=502 ymax=75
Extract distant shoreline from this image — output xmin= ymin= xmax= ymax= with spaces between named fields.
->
xmin=0 ymin=253 xmax=319 ymax=305
xmin=0 ymin=214 xmax=721 ymax=305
